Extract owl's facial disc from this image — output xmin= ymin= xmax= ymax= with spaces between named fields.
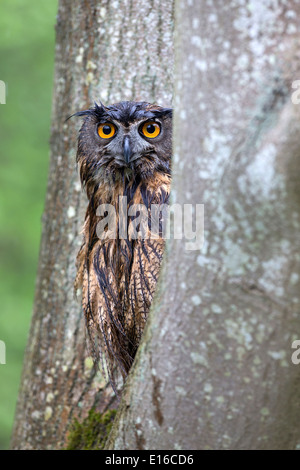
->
xmin=100 ymin=120 xmax=161 ymax=169
xmin=75 ymin=101 xmax=172 ymax=186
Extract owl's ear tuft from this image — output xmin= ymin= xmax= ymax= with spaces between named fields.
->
xmin=152 ymin=107 xmax=173 ymax=118
xmin=65 ymin=102 xmax=107 ymax=122
xmin=65 ymin=109 xmax=93 ymax=122
xmin=94 ymin=101 xmax=106 ymax=113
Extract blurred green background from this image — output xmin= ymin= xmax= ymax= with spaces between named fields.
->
xmin=0 ymin=0 xmax=58 ymax=449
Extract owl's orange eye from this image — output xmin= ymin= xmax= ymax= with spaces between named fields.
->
xmin=98 ymin=123 xmax=116 ymax=139
xmin=141 ymin=121 xmax=160 ymax=138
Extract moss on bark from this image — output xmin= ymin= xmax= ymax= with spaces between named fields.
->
xmin=65 ymin=409 xmax=117 ymax=450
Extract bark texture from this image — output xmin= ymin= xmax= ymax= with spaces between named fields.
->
xmin=10 ymin=0 xmax=174 ymax=450
xmin=106 ymin=0 xmax=300 ymax=450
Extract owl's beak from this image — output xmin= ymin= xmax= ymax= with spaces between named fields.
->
xmin=123 ymin=136 xmax=133 ymax=164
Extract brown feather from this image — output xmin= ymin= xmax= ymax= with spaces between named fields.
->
xmin=74 ymin=101 xmax=172 ymax=392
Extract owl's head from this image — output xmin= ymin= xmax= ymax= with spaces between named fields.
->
xmin=73 ymin=101 xmax=172 ymax=194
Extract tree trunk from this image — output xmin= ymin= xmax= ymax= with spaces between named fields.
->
xmin=10 ymin=0 xmax=174 ymax=450
xmin=106 ymin=0 xmax=300 ymax=450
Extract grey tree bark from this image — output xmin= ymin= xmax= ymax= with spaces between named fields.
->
xmin=106 ymin=0 xmax=300 ymax=450
xmin=10 ymin=0 xmax=174 ymax=450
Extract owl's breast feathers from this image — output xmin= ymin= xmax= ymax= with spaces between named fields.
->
xmin=75 ymin=172 xmax=170 ymax=387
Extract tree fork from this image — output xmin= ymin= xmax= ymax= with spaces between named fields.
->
xmin=10 ymin=0 xmax=174 ymax=450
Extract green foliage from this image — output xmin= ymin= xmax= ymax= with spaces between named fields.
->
xmin=65 ymin=409 xmax=117 ymax=451
xmin=0 ymin=0 xmax=58 ymax=449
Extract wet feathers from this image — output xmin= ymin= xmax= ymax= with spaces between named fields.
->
xmin=74 ymin=101 xmax=172 ymax=392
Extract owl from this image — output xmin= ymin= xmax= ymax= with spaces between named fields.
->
xmin=73 ymin=101 xmax=172 ymax=393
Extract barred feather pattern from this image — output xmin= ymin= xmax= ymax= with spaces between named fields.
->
xmin=75 ymin=174 xmax=170 ymax=392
